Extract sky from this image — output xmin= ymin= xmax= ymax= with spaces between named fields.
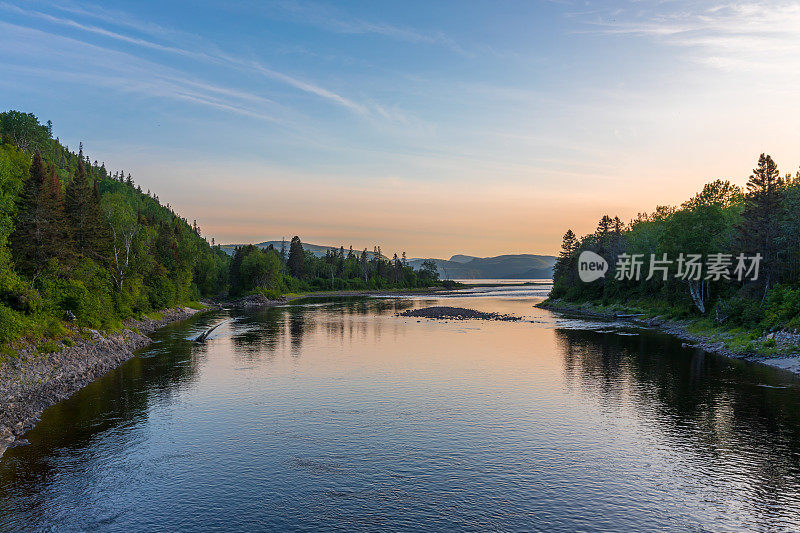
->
xmin=1 ymin=0 xmax=799 ymax=258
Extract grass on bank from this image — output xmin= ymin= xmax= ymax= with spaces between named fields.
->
xmin=0 ymin=300 xmax=211 ymax=366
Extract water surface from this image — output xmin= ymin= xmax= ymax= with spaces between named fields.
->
xmin=1 ymin=288 xmax=800 ymax=531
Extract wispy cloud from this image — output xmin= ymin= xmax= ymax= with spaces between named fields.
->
xmin=0 ymin=2 xmax=370 ymax=114
xmin=579 ymin=1 xmax=800 ymax=75
xmin=260 ymin=0 xmax=468 ymax=55
xmin=0 ymin=21 xmax=287 ymax=124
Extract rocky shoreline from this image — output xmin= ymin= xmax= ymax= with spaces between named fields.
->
xmin=538 ymin=299 xmax=800 ymax=376
xmin=0 ymin=307 xmax=201 ymax=458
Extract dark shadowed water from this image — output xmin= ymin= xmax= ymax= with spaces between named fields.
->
xmin=2 ymin=286 xmax=800 ymax=532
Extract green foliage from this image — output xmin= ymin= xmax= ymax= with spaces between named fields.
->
xmin=761 ymin=285 xmax=800 ymax=330
xmin=287 ymin=236 xmax=305 ymax=278
xmin=0 ymin=110 xmax=231 ymax=347
xmin=0 ymin=109 xmax=440 ymax=349
xmin=551 ymin=155 xmax=800 ymax=333
xmin=715 ymin=296 xmax=764 ymax=328
xmin=0 ymin=143 xmax=27 ymax=250
xmin=240 ymin=247 xmax=281 ymax=292
xmin=37 ymin=340 xmax=60 ymax=354
xmin=230 ymin=239 xmax=440 ymax=297
xmin=419 ymin=259 xmax=439 ymax=281
xmin=0 ymin=111 xmax=50 ymax=152
xmin=0 ymin=304 xmax=24 ymax=344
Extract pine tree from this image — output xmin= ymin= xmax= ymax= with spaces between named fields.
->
xmin=738 ymin=153 xmax=785 ymax=295
xmin=287 ymin=236 xmax=305 ymax=278
xmin=559 ymin=229 xmax=578 ymax=259
xmin=38 ymin=164 xmax=68 ymax=264
xmin=553 ymin=229 xmax=578 ymax=282
xmin=10 ymin=151 xmax=47 ymax=275
xmin=65 ymin=157 xmax=109 ymax=262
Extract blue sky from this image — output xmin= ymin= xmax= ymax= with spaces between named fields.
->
xmin=1 ymin=1 xmax=799 ymax=256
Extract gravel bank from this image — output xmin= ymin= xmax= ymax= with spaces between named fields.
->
xmin=398 ymin=306 xmax=521 ymax=321
xmin=0 ymin=307 xmax=200 ymax=458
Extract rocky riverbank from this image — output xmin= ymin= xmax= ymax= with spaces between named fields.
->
xmin=538 ymin=299 xmax=800 ymax=376
xmin=0 ymin=307 xmax=201 ymax=458
xmin=398 ymin=306 xmax=521 ymax=321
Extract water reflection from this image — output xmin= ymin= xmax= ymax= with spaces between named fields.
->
xmin=1 ymin=297 xmax=799 ymax=531
xmin=0 ymin=315 xmax=208 ymax=516
xmin=556 ymin=327 xmax=800 ymax=526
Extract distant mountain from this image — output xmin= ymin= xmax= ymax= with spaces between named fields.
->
xmin=448 ymin=254 xmax=479 ymax=263
xmin=408 ymin=254 xmax=556 ymax=279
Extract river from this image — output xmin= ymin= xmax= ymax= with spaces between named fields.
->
xmin=1 ymin=285 xmax=800 ymax=531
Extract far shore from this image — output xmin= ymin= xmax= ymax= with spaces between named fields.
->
xmin=220 ymin=286 xmax=460 ymax=309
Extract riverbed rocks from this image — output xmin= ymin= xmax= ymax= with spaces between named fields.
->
xmin=0 ymin=307 xmax=198 ymax=458
xmin=397 ymin=306 xmax=521 ymax=321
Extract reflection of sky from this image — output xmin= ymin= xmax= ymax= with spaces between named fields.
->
xmin=3 ymin=1 xmax=799 ymax=256
xmin=3 ymin=290 xmax=800 ymax=530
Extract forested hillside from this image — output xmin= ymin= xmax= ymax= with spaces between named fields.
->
xmin=0 ymin=111 xmax=230 ymax=346
xmin=550 ymin=154 xmax=800 ymax=333
xmin=0 ymin=111 xmax=443 ymax=349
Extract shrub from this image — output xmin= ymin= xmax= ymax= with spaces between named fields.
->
xmin=762 ymin=285 xmax=800 ymax=330
xmin=38 ymin=340 xmax=60 ymax=354
xmin=716 ymin=296 xmax=764 ymax=328
xmin=0 ymin=304 xmax=24 ymax=343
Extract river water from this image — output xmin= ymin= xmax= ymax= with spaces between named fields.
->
xmin=2 ymin=286 xmax=800 ymax=532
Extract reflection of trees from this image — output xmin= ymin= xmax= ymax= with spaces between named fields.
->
xmin=555 ymin=327 xmax=800 ymax=516
xmin=231 ymin=306 xmax=285 ymax=355
xmin=229 ymin=297 xmax=416 ymax=359
xmin=0 ymin=312 xmax=211 ymax=507
xmin=0 ymin=296 xmax=421 ymax=523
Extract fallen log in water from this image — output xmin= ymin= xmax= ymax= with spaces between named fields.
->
xmin=195 ymin=320 xmax=228 ymax=342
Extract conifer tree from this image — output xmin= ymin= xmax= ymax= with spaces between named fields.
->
xmin=287 ymin=236 xmax=305 ymax=278
xmin=10 ymin=151 xmax=47 ymax=275
xmin=553 ymin=229 xmax=578 ymax=282
xmin=38 ymin=164 xmax=68 ymax=264
xmin=65 ymin=157 xmax=109 ymax=261
xmin=738 ymin=153 xmax=785 ymax=295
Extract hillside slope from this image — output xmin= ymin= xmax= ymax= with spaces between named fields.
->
xmin=408 ymin=254 xmax=556 ymax=279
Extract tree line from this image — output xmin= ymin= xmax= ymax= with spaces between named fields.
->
xmin=0 ymin=110 xmax=441 ymax=346
xmin=551 ymin=153 xmax=800 ymax=330
xmin=228 ymin=237 xmax=440 ymax=297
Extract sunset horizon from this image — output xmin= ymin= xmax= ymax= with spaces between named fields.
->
xmin=3 ymin=2 xmax=800 ymax=531
xmin=3 ymin=1 xmax=799 ymax=257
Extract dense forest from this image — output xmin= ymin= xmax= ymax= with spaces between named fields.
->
xmin=0 ymin=111 xmax=440 ymax=348
xmin=551 ymin=153 xmax=800 ymax=333
xmin=228 ymin=239 xmax=440 ymax=297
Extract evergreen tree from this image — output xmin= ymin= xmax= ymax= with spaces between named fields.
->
xmin=287 ymin=236 xmax=305 ymax=278
xmin=553 ymin=229 xmax=578 ymax=282
xmin=738 ymin=153 xmax=785 ymax=294
xmin=10 ymin=151 xmax=47 ymax=275
xmin=559 ymin=229 xmax=578 ymax=259
xmin=65 ymin=157 xmax=109 ymax=261
xmin=38 ymin=164 xmax=68 ymax=264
